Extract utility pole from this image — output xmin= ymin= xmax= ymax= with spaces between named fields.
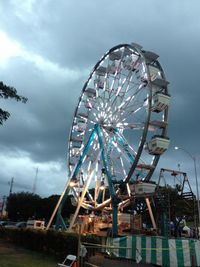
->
xmin=9 ymin=177 xmax=14 ymax=196
xmin=33 ymin=168 xmax=38 ymax=194
xmin=2 ymin=196 xmax=6 ymax=216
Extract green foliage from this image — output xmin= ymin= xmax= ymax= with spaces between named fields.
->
xmin=158 ymin=186 xmax=195 ymax=221
xmin=0 ymin=240 xmax=56 ymax=267
xmin=35 ymin=195 xmax=60 ymax=220
xmin=0 ymin=228 xmax=100 ymax=259
xmin=0 ymin=228 xmax=77 ymax=258
xmin=0 ymin=81 xmax=27 ymax=125
xmin=7 ymin=192 xmax=42 ymax=221
xmin=6 ymin=192 xmax=76 ymax=222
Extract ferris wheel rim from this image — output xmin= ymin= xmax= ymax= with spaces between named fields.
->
xmin=67 ymin=42 xmax=170 ymax=192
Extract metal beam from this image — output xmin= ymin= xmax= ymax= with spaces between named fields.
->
xmin=96 ymin=125 xmax=118 ymax=236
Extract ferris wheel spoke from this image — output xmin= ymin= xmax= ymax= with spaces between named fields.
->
xmin=120 ymin=156 xmax=127 ymax=177
xmin=109 ymin=80 xmax=134 ymax=110
xmin=107 ymin=72 xmax=121 ymax=98
xmin=108 ymin=52 xmax=141 ymax=100
xmin=123 ymin=104 xmax=145 ymax=120
xmin=117 ymin=82 xmax=147 ymax=113
xmin=108 ymin=70 xmax=133 ymax=105
xmin=101 ymin=129 xmax=131 ymax=166
xmin=109 ymin=98 xmax=145 ymax=125
xmin=122 ymin=83 xmax=146 ymax=108
xmin=107 ymin=63 xmax=128 ymax=100
xmin=114 ymin=130 xmax=146 ymax=165
xmin=122 ymin=102 xmax=145 ymax=117
xmin=115 ymin=58 xmax=142 ymax=100
xmin=66 ymin=43 xmax=170 ymax=218
xmin=108 ymin=138 xmax=134 ymax=166
xmin=110 ymin=67 xmax=140 ymax=104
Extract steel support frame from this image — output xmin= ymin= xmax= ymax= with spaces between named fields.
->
xmin=115 ymin=130 xmax=145 ymax=180
xmin=54 ymin=127 xmax=97 ymax=230
xmin=54 ymin=124 xmax=119 ymax=236
xmin=96 ymin=125 xmax=118 ymax=236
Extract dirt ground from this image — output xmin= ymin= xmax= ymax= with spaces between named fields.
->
xmin=0 ymin=239 xmax=56 ymax=267
xmin=87 ymin=253 xmax=155 ymax=267
xmin=0 ymin=239 xmax=36 ymax=256
xmin=0 ymin=239 xmax=154 ymax=267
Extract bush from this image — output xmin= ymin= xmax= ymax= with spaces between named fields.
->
xmin=0 ymin=228 xmax=100 ymax=259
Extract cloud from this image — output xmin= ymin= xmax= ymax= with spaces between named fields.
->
xmin=0 ymin=151 xmax=66 ymax=196
xmin=0 ymin=30 xmax=89 ymax=196
xmin=0 ymin=31 xmax=21 ymax=62
xmin=0 ymin=52 xmax=87 ymax=162
xmin=0 ymin=0 xmax=200 ymax=198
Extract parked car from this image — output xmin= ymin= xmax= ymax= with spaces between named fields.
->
xmin=16 ymin=221 xmax=27 ymax=229
xmin=0 ymin=220 xmax=8 ymax=226
xmin=3 ymin=221 xmax=27 ymax=229
xmin=26 ymin=220 xmax=45 ymax=229
xmin=4 ymin=221 xmax=16 ymax=228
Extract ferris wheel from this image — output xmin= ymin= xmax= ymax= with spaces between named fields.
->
xmin=47 ymin=43 xmax=170 ymax=234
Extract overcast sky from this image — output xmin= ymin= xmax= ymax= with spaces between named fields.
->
xmin=0 ymin=0 xmax=200 ymax=198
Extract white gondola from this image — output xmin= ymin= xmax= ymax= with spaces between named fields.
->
xmin=71 ymin=140 xmax=82 ymax=149
xmin=130 ymin=42 xmax=143 ymax=50
xmin=123 ymin=47 xmax=132 ymax=56
xmin=143 ymin=51 xmax=159 ymax=63
xmin=85 ymin=100 xmax=94 ymax=109
xmin=70 ymin=136 xmax=83 ymax=143
xmin=146 ymin=135 xmax=170 ymax=155
xmin=148 ymin=65 xmax=170 ymax=100
xmin=151 ymin=78 xmax=169 ymax=88
xmin=148 ymin=65 xmax=162 ymax=81
xmin=69 ymin=159 xmax=76 ymax=166
xmin=130 ymin=182 xmax=157 ymax=195
xmin=123 ymin=54 xmax=139 ymax=71
xmin=71 ymin=147 xmax=80 ymax=157
xmin=136 ymin=163 xmax=155 ymax=171
xmin=109 ymin=50 xmax=122 ymax=61
xmin=151 ymin=93 xmax=170 ymax=113
xmin=94 ymin=76 xmax=105 ymax=89
xmin=77 ymin=112 xmax=88 ymax=119
xmin=107 ymin=61 xmax=120 ymax=74
xmin=85 ymin=88 xmax=96 ymax=98
xmin=73 ymin=125 xmax=84 ymax=133
xmin=149 ymin=120 xmax=168 ymax=129
xmin=95 ymin=66 xmax=107 ymax=76
xmin=76 ymin=122 xmax=87 ymax=132
xmin=76 ymin=117 xmax=85 ymax=124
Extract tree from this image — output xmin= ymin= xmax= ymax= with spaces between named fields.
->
xmin=6 ymin=192 xmax=41 ymax=221
xmin=6 ymin=192 xmax=76 ymax=222
xmin=0 ymin=81 xmax=27 ymax=125
xmin=38 ymin=194 xmax=76 ymax=222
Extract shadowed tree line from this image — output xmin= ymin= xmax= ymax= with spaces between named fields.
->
xmin=6 ymin=192 xmax=76 ymax=222
xmin=6 ymin=186 xmax=196 ymax=226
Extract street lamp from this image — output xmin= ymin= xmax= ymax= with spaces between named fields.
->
xmin=174 ymin=146 xmax=200 ymax=229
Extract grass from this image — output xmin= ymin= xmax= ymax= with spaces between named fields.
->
xmin=0 ymin=239 xmax=57 ymax=267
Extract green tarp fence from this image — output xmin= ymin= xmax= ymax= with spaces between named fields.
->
xmin=107 ymin=235 xmax=200 ymax=267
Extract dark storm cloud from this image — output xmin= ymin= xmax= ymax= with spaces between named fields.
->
xmin=1 ymin=1 xmax=198 ymax=68
xmin=0 ymin=0 xmax=200 ymax=197
xmin=0 ymin=57 xmax=86 ymax=162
